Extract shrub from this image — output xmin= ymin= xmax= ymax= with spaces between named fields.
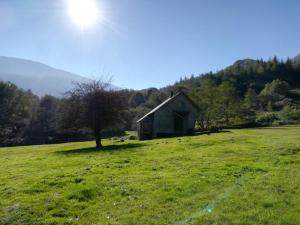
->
xmin=255 ymin=112 xmax=280 ymax=126
xmin=255 ymin=107 xmax=300 ymax=126
xmin=279 ymin=106 xmax=300 ymax=122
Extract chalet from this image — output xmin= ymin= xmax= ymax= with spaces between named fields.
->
xmin=137 ymin=92 xmax=199 ymax=140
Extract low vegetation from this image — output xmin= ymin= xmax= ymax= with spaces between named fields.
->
xmin=0 ymin=126 xmax=299 ymax=224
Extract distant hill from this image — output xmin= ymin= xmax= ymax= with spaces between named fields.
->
xmin=232 ymin=59 xmax=258 ymax=68
xmin=0 ymin=56 xmax=91 ymax=96
xmin=293 ymin=54 xmax=300 ymax=64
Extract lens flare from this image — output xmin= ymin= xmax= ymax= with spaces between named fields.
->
xmin=67 ymin=0 xmax=100 ymax=29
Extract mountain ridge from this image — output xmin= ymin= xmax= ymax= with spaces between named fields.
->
xmin=1 ymin=54 xmax=299 ymax=96
xmin=0 ymin=56 xmax=91 ymax=96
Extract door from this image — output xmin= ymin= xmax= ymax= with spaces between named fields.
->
xmin=174 ymin=113 xmax=184 ymax=135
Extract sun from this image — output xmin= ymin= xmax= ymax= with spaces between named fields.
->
xmin=67 ymin=0 xmax=100 ymax=29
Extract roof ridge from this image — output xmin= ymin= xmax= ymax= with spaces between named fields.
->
xmin=136 ymin=92 xmax=183 ymax=122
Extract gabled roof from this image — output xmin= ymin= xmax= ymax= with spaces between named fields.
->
xmin=137 ymin=92 xmax=199 ymax=123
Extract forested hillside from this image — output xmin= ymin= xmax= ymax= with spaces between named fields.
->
xmin=127 ymin=56 xmax=300 ymax=129
xmin=1 ymin=56 xmax=300 ymax=146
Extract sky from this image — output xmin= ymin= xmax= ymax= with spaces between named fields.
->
xmin=0 ymin=0 xmax=300 ymax=89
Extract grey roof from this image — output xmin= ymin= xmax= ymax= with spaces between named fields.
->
xmin=136 ymin=92 xmax=199 ymax=123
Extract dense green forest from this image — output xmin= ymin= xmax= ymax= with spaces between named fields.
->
xmin=1 ymin=56 xmax=300 ymax=146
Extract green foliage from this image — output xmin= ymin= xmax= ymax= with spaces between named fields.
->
xmin=279 ymin=106 xmax=300 ymax=122
xmin=0 ymin=126 xmax=299 ymax=224
xmin=126 ymin=58 xmax=300 ymax=129
xmin=260 ymin=79 xmax=290 ymax=97
xmin=168 ymin=58 xmax=300 ymax=128
xmin=217 ymin=81 xmax=241 ymax=125
xmin=190 ymin=77 xmax=219 ymax=129
xmin=244 ymin=87 xmax=259 ymax=111
xmin=255 ymin=112 xmax=280 ymax=125
xmin=259 ymin=79 xmax=291 ymax=110
xmin=255 ymin=106 xmax=300 ymax=126
xmin=128 ymin=92 xmax=145 ymax=108
xmin=144 ymin=90 xmax=167 ymax=108
xmin=62 ymin=80 xmax=128 ymax=148
xmin=2 ymin=56 xmax=300 ymax=146
xmin=29 ymin=95 xmax=60 ymax=138
xmin=0 ymin=81 xmax=38 ymax=146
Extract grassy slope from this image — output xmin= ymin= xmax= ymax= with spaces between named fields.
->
xmin=0 ymin=127 xmax=299 ymax=225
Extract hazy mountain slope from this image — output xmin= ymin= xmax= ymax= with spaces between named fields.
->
xmin=293 ymin=54 xmax=300 ymax=64
xmin=0 ymin=56 xmax=91 ymax=96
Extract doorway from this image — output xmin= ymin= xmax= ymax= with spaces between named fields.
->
xmin=173 ymin=111 xmax=188 ymax=135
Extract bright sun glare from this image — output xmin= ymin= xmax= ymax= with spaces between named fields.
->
xmin=67 ymin=0 xmax=100 ymax=29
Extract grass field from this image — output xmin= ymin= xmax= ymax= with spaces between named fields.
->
xmin=0 ymin=126 xmax=300 ymax=225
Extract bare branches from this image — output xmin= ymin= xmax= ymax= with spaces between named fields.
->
xmin=63 ymin=79 xmax=127 ymax=148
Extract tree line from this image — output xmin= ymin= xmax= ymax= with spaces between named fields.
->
xmin=0 ymin=80 xmax=127 ymax=147
xmin=128 ymin=57 xmax=300 ymax=129
xmin=1 ymin=57 xmax=300 ymax=147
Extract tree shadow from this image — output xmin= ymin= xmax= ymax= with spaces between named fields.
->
xmin=255 ymin=126 xmax=290 ymax=130
xmin=57 ymin=143 xmax=146 ymax=155
xmin=193 ymin=130 xmax=232 ymax=136
xmin=153 ymin=130 xmax=232 ymax=139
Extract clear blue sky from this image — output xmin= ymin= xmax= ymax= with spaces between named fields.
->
xmin=0 ymin=0 xmax=300 ymax=89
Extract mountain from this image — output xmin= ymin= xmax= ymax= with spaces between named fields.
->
xmin=231 ymin=59 xmax=258 ymax=68
xmin=0 ymin=56 xmax=91 ymax=96
xmin=293 ymin=54 xmax=300 ymax=64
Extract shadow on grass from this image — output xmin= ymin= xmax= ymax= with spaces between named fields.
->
xmin=193 ymin=130 xmax=232 ymax=136
xmin=153 ymin=130 xmax=232 ymax=140
xmin=256 ymin=126 xmax=291 ymax=130
xmin=57 ymin=143 xmax=146 ymax=155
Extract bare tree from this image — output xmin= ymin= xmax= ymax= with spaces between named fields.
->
xmin=64 ymin=79 xmax=127 ymax=148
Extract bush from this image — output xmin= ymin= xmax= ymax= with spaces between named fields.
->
xmin=255 ymin=112 xmax=280 ymax=126
xmin=255 ymin=107 xmax=300 ymax=126
xmin=271 ymin=120 xmax=283 ymax=126
xmin=279 ymin=106 xmax=300 ymax=122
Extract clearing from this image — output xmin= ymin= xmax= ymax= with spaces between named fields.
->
xmin=0 ymin=126 xmax=299 ymax=225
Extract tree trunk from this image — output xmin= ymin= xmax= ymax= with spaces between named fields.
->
xmin=94 ymin=132 xmax=102 ymax=149
xmin=206 ymin=112 xmax=210 ymax=130
xmin=199 ymin=119 xmax=204 ymax=131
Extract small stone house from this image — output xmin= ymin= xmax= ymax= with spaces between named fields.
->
xmin=137 ymin=92 xmax=199 ymax=140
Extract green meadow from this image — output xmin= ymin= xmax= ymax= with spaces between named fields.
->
xmin=0 ymin=126 xmax=299 ymax=225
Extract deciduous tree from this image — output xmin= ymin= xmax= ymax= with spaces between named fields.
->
xmin=64 ymin=80 xmax=127 ymax=148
